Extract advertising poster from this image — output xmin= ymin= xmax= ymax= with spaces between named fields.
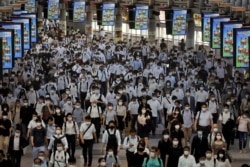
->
xmin=193 ymin=13 xmax=201 ymax=27
xmin=172 ymin=10 xmax=187 ymax=35
xmin=25 ymin=0 xmax=36 ymax=13
xmin=48 ymin=0 xmax=59 ymax=20
xmin=11 ymin=17 xmax=31 ymax=50
xmin=135 ymin=5 xmax=148 ymax=30
xmin=21 ymin=13 xmax=37 ymax=43
xmin=210 ymin=17 xmax=230 ymax=49
xmin=221 ymin=22 xmax=242 ymax=58
xmin=233 ymin=28 xmax=250 ymax=68
xmin=202 ymin=13 xmax=219 ymax=42
xmin=0 ymin=30 xmax=14 ymax=69
xmin=13 ymin=9 xmax=28 ymax=15
xmin=73 ymin=2 xmax=86 ymax=22
xmin=102 ymin=3 xmax=115 ymax=26
xmin=0 ymin=22 xmax=24 ymax=58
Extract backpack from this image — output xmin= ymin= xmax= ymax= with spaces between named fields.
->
xmin=126 ymin=136 xmax=140 ymax=143
xmin=89 ymin=106 xmax=101 ymax=116
xmin=107 ymin=129 xmax=117 ymax=147
xmin=145 ymin=157 xmax=162 ymax=166
xmin=104 ymin=154 xmax=118 ymax=164
xmin=53 ymin=150 xmax=67 ymax=167
xmin=64 ymin=121 xmax=77 ymax=134
xmin=52 ymin=135 xmax=65 ymax=151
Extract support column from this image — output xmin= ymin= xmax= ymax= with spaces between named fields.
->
xmin=148 ymin=0 xmax=156 ymax=45
xmin=59 ymin=3 xmax=67 ymax=35
xmin=85 ymin=2 xmax=93 ymax=39
xmin=115 ymin=3 xmax=122 ymax=42
xmin=186 ymin=20 xmax=194 ymax=48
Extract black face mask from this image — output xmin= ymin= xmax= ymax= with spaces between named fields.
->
xmin=138 ymin=148 xmax=144 ymax=152
xmin=109 ymin=126 xmax=115 ymax=130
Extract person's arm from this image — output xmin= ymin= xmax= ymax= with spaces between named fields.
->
xmin=142 ymin=157 xmax=147 ymax=167
xmin=116 ymin=130 xmax=121 ymax=153
xmin=30 ymin=130 xmax=34 ymax=147
xmin=122 ymin=137 xmax=130 ymax=149
xmin=101 ymin=130 xmax=107 ymax=154
xmin=177 ymin=156 xmax=181 ymax=167
xmin=165 ymin=155 xmax=169 ymax=167
xmin=123 ymin=108 xmax=127 ymax=122
xmin=48 ymin=136 xmax=54 ymax=150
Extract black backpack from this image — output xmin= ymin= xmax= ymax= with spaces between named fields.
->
xmin=107 ymin=129 xmax=117 ymax=147
xmin=52 ymin=135 xmax=65 ymax=151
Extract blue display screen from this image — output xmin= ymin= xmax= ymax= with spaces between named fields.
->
xmin=221 ymin=22 xmax=242 ymax=58
xmin=172 ymin=10 xmax=187 ymax=35
xmin=202 ymin=13 xmax=219 ymax=42
xmin=48 ymin=0 xmax=59 ymax=20
xmin=73 ymin=2 xmax=86 ymax=22
xmin=210 ymin=17 xmax=230 ymax=49
xmin=21 ymin=13 xmax=37 ymax=43
xmin=0 ymin=23 xmax=23 ymax=58
xmin=102 ymin=3 xmax=115 ymax=26
xmin=135 ymin=5 xmax=148 ymax=30
xmin=0 ymin=30 xmax=14 ymax=69
xmin=233 ymin=29 xmax=250 ymax=68
xmin=11 ymin=17 xmax=31 ymax=50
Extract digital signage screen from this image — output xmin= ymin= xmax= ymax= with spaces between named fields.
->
xmin=102 ymin=3 xmax=115 ymax=26
xmin=48 ymin=0 xmax=59 ymax=20
xmin=11 ymin=17 xmax=31 ymax=50
xmin=221 ymin=22 xmax=242 ymax=58
xmin=202 ymin=13 xmax=219 ymax=42
xmin=233 ymin=28 xmax=250 ymax=68
xmin=73 ymin=2 xmax=86 ymax=22
xmin=0 ymin=30 xmax=14 ymax=69
xmin=193 ymin=13 xmax=201 ymax=27
xmin=135 ymin=5 xmax=148 ymax=30
xmin=20 ymin=13 xmax=37 ymax=43
xmin=210 ymin=17 xmax=230 ymax=49
xmin=172 ymin=10 xmax=187 ymax=35
xmin=25 ymin=0 xmax=36 ymax=13
xmin=0 ymin=22 xmax=24 ymax=58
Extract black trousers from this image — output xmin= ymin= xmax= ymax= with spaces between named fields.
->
xmin=126 ymin=150 xmax=135 ymax=167
xmin=91 ymin=118 xmax=101 ymax=140
xmin=66 ymin=134 xmax=76 ymax=157
xmin=80 ymin=91 xmax=87 ymax=109
xmin=100 ymin=81 xmax=107 ymax=96
xmin=197 ymin=125 xmax=211 ymax=138
xmin=11 ymin=150 xmax=22 ymax=167
xmin=82 ymin=139 xmax=94 ymax=166
xmin=222 ymin=124 xmax=232 ymax=150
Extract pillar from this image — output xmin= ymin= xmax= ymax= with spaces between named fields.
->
xmin=59 ymin=3 xmax=67 ymax=35
xmin=85 ymin=1 xmax=93 ymax=39
xmin=148 ymin=0 xmax=156 ymax=45
xmin=186 ymin=20 xmax=194 ymax=48
xmin=115 ymin=2 xmax=122 ymax=42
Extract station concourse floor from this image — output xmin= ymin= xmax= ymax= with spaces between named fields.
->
xmin=21 ymin=124 xmax=250 ymax=167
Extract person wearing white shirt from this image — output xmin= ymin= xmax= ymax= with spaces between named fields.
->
xmin=165 ymin=73 xmax=176 ymax=88
xmin=72 ymin=63 xmax=82 ymax=74
xmin=79 ymin=115 xmax=97 ymax=167
xmin=27 ymin=113 xmax=46 ymax=138
xmin=195 ymin=85 xmax=208 ymax=112
xmin=62 ymin=97 xmax=74 ymax=115
xmin=35 ymin=97 xmax=45 ymax=116
xmin=26 ymin=87 xmax=39 ymax=106
xmin=97 ymin=65 xmax=108 ymax=95
xmin=50 ymin=142 xmax=69 ymax=167
xmin=123 ymin=129 xmax=140 ymax=167
xmin=177 ymin=146 xmax=196 ymax=167
xmin=171 ymin=86 xmax=185 ymax=101
xmin=204 ymin=149 xmax=215 ymax=167
xmin=147 ymin=94 xmax=162 ymax=135
xmin=127 ymin=98 xmax=139 ymax=129
xmin=48 ymin=126 xmax=68 ymax=152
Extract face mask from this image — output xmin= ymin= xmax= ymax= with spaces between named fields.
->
xmin=202 ymin=108 xmax=207 ymax=111
xmin=200 ymin=161 xmax=205 ymax=165
xmin=56 ymin=109 xmax=60 ymax=113
xmin=219 ymin=154 xmax=224 ymax=158
xmin=24 ymin=103 xmax=28 ymax=106
xmin=163 ymin=135 xmax=169 ymax=140
xmin=2 ymin=116 xmax=7 ymax=120
xmin=211 ymin=97 xmax=215 ymax=101
xmin=109 ymin=126 xmax=115 ymax=130
xmin=150 ymin=152 xmax=155 ymax=158
xmin=213 ymin=128 xmax=218 ymax=132
xmin=75 ymin=106 xmax=80 ymax=109
xmin=34 ymin=165 xmax=41 ymax=167
xmin=100 ymin=162 xmax=106 ymax=166
xmin=216 ymin=136 xmax=222 ymax=140
xmin=67 ymin=101 xmax=71 ymax=104
xmin=226 ymin=102 xmax=231 ymax=105
xmin=108 ymin=106 xmax=113 ymax=110
xmin=108 ymin=151 xmax=113 ymax=156
xmin=38 ymin=156 xmax=44 ymax=161
xmin=152 ymin=97 xmax=157 ymax=101
xmin=184 ymin=151 xmax=189 ymax=156
xmin=118 ymin=102 xmax=123 ymax=105
xmin=197 ymin=131 xmax=202 ymax=137
xmin=36 ymin=123 xmax=41 ymax=127
xmin=175 ymin=125 xmax=180 ymax=129
xmin=206 ymin=153 xmax=212 ymax=158
xmin=69 ymin=165 xmax=76 ymax=167
xmin=56 ymin=130 xmax=61 ymax=135
xmin=66 ymin=91 xmax=70 ymax=94
xmin=57 ymin=147 xmax=63 ymax=151
xmin=224 ymin=109 xmax=228 ymax=112
xmin=68 ymin=117 xmax=72 ymax=121
xmin=15 ymin=133 xmax=20 ymax=137
xmin=142 ymin=109 xmax=146 ymax=114
xmin=173 ymin=141 xmax=179 ymax=145
xmin=33 ymin=117 xmax=37 ymax=121
xmin=185 ymin=107 xmax=190 ymax=110
xmin=166 ymin=94 xmax=170 ymax=97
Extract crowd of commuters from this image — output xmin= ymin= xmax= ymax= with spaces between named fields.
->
xmin=0 ymin=20 xmax=249 ymax=167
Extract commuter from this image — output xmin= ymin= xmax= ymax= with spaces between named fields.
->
xmin=165 ymin=137 xmax=183 ymax=167
xmin=49 ymin=142 xmax=70 ymax=167
xmin=236 ymin=112 xmax=250 ymax=153
xmin=177 ymin=146 xmax=196 ymax=167
xmin=142 ymin=146 xmax=163 ymax=167
xmin=191 ymin=130 xmax=208 ymax=162
xmin=157 ymin=129 xmax=171 ymax=167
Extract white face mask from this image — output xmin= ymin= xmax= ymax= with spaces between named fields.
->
xmin=163 ymin=135 xmax=169 ymax=140
xmin=100 ymin=162 xmax=106 ymax=166
xmin=219 ymin=154 xmax=224 ymax=158
xmin=56 ymin=109 xmax=60 ymax=113
xmin=108 ymin=151 xmax=113 ymax=156
xmin=216 ymin=136 xmax=222 ymax=140
xmin=200 ymin=161 xmax=205 ymax=165
xmin=206 ymin=153 xmax=212 ymax=158
xmin=56 ymin=130 xmax=61 ymax=135
xmin=175 ymin=125 xmax=180 ymax=129
xmin=38 ymin=156 xmax=44 ymax=161
xmin=150 ymin=152 xmax=155 ymax=158
xmin=34 ymin=165 xmax=41 ymax=167
xmin=68 ymin=165 xmax=76 ymax=167
xmin=108 ymin=106 xmax=113 ymax=110
xmin=36 ymin=123 xmax=41 ymax=127
xmin=57 ymin=147 xmax=63 ymax=151
xmin=142 ymin=109 xmax=146 ymax=114
xmin=213 ymin=128 xmax=218 ymax=132
xmin=184 ymin=150 xmax=189 ymax=156
xmin=173 ymin=141 xmax=179 ymax=145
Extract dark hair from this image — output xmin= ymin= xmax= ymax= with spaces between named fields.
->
xmin=241 ymin=164 xmax=250 ymax=167
xmin=162 ymin=129 xmax=170 ymax=135
xmin=108 ymin=120 xmax=116 ymax=126
xmin=217 ymin=149 xmax=226 ymax=161
xmin=98 ymin=157 xmax=105 ymax=163
xmin=85 ymin=115 xmax=91 ymax=120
